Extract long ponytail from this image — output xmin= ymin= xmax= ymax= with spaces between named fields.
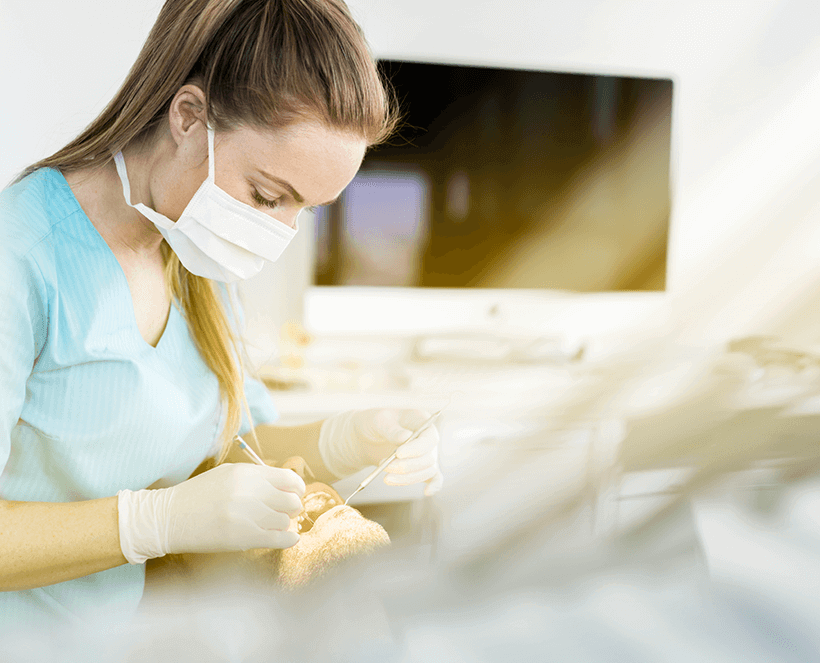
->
xmin=19 ymin=0 xmax=399 ymax=460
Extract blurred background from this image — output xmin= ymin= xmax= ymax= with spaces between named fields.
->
xmin=5 ymin=0 xmax=820 ymax=659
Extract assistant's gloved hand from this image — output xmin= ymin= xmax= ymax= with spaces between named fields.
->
xmin=318 ymin=408 xmax=444 ymax=496
xmin=117 ymin=463 xmax=306 ymax=564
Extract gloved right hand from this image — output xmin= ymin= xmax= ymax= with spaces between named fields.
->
xmin=117 ymin=463 xmax=306 ymax=564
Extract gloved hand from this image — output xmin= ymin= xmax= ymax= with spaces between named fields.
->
xmin=318 ymin=408 xmax=444 ymax=496
xmin=117 ymin=463 xmax=306 ymax=564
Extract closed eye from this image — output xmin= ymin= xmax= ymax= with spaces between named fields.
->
xmin=252 ymin=187 xmax=321 ymax=215
xmin=251 ymin=188 xmax=282 ymax=210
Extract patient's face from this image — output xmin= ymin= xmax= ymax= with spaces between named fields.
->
xmin=223 ymin=457 xmax=391 ymax=586
xmin=242 ymin=479 xmax=390 ymax=589
xmin=144 ymin=458 xmax=390 ymax=596
xmin=296 ymin=483 xmax=346 ymax=533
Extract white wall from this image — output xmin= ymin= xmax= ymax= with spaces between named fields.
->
xmin=4 ymin=0 xmax=820 ymax=347
xmin=348 ymin=0 xmax=820 ymax=345
xmin=0 ymin=0 xmax=165 ymax=185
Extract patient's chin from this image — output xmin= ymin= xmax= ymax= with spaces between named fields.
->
xmin=270 ymin=504 xmax=390 ymax=589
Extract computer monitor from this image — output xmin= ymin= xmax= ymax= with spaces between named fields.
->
xmin=304 ymin=59 xmax=672 ymax=341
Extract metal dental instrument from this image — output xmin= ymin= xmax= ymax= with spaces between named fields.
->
xmin=236 ymin=435 xmax=316 ymax=528
xmin=235 ymin=435 xmax=266 ymax=466
xmin=344 ymin=406 xmax=446 ymax=506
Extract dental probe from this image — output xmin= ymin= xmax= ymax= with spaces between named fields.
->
xmin=344 ymin=407 xmax=446 ymax=506
xmin=235 ymin=435 xmax=266 ymax=466
xmin=235 ymin=435 xmax=315 ymax=527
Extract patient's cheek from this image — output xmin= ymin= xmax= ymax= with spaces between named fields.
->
xmin=297 ymin=487 xmax=344 ymax=533
xmin=312 ymin=505 xmax=379 ymax=536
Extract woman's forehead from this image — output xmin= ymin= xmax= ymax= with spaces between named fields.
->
xmin=220 ymin=120 xmax=366 ymax=203
xmin=222 ymin=119 xmax=365 ymax=158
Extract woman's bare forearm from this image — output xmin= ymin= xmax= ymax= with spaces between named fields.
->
xmin=0 ymin=497 xmax=127 ymax=591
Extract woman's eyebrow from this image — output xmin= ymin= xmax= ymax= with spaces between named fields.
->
xmin=257 ymin=169 xmax=340 ymax=207
xmin=257 ymin=169 xmax=305 ymax=204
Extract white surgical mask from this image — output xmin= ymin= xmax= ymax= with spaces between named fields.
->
xmin=113 ymin=126 xmax=298 ymax=282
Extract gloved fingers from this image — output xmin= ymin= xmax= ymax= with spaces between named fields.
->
xmin=370 ymin=408 xmax=432 ymax=444
xmin=255 ymin=528 xmax=300 ymax=550
xmin=385 ymin=445 xmax=439 ymax=484
xmin=349 ymin=408 xmax=442 ymax=473
xmin=371 ymin=410 xmax=422 ymax=447
xmin=252 ymin=505 xmax=294 ymax=532
xmin=260 ymin=466 xmax=306 ymax=498
xmin=396 ymin=409 xmax=433 ymax=432
xmin=385 ymin=452 xmax=437 ymax=476
xmin=254 ymin=482 xmax=304 ymax=518
xmin=384 ymin=464 xmax=439 ymax=487
xmin=424 ymin=469 xmax=444 ymax=496
xmin=395 ymin=426 xmax=440 ymax=459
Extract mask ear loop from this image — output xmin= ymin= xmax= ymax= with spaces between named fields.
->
xmin=207 ymin=125 xmax=216 ymax=183
xmin=112 ymin=151 xmax=134 ymax=206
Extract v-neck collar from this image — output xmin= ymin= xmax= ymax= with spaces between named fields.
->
xmin=48 ymin=167 xmax=179 ymax=354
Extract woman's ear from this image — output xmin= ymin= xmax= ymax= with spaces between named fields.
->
xmin=168 ymin=84 xmax=208 ymax=147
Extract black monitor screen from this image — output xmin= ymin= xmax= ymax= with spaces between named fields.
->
xmin=314 ymin=60 xmax=673 ymax=292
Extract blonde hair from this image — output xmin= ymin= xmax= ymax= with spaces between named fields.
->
xmin=21 ymin=0 xmax=399 ymax=462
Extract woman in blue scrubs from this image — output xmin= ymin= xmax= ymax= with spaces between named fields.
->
xmin=0 ymin=0 xmax=442 ymax=626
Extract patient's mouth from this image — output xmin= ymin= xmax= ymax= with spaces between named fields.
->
xmin=297 ymin=488 xmax=343 ymax=533
xmin=314 ymin=504 xmax=359 ymax=524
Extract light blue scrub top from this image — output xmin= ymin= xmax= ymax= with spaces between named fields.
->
xmin=0 ymin=168 xmax=278 ymax=628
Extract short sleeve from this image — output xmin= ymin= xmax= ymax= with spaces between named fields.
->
xmin=239 ymin=372 xmax=278 ymax=436
xmin=216 ymin=283 xmax=279 ymax=435
xmin=0 ymin=243 xmax=48 ymax=473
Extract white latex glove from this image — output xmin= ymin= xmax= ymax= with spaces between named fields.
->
xmin=117 ymin=463 xmax=306 ymax=564
xmin=318 ymin=408 xmax=444 ymax=496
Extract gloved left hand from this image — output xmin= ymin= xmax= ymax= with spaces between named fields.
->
xmin=318 ymin=408 xmax=443 ymax=496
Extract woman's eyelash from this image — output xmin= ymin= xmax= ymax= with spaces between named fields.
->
xmin=252 ymin=189 xmax=319 ymax=214
xmin=252 ymin=189 xmax=281 ymax=209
